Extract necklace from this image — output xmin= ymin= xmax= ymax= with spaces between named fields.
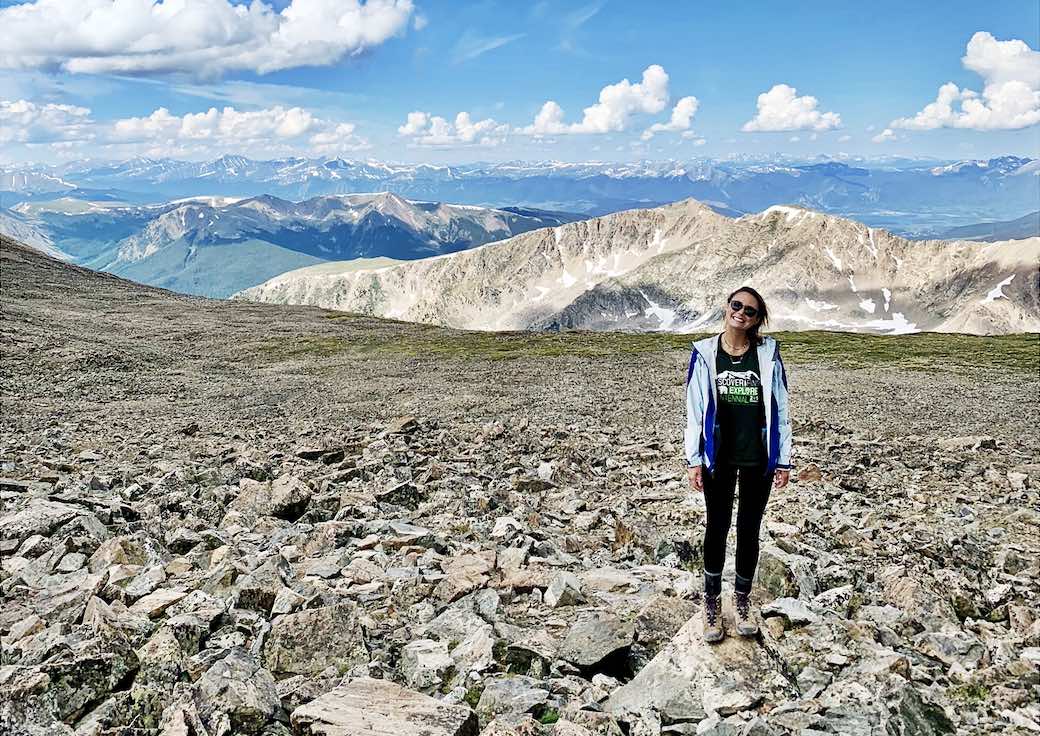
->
xmin=722 ymin=334 xmax=750 ymax=357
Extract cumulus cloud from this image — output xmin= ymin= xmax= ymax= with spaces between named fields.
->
xmin=641 ymin=95 xmax=699 ymax=140
xmin=0 ymin=0 xmax=414 ymax=77
xmin=0 ymin=99 xmax=94 ymax=143
xmin=398 ymin=110 xmax=508 ymax=147
xmin=891 ymin=32 xmax=1040 ymax=130
xmin=113 ymin=105 xmax=315 ymax=141
xmin=522 ymin=65 xmax=671 ymax=136
xmin=110 ymin=105 xmax=367 ymax=153
xmin=871 ymin=128 xmax=897 ymax=143
xmin=741 ymin=84 xmax=841 ymax=132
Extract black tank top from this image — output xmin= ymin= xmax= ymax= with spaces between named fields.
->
xmin=715 ymin=336 xmax=766 ymax=467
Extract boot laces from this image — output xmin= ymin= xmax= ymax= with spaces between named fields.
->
xmin=705 ymin=594 xmax=719 ymax=625
xmin=735 ymin=591 xmax=751 ymax=620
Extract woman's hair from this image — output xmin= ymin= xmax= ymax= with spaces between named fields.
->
xmin=725 ymin=285 xmax=769 ymax=345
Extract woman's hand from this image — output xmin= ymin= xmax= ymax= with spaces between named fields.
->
xmin=687 ymin=465 xmax=704 ymax=492
xmin=774 ymin=470 xmax=790 ymax=489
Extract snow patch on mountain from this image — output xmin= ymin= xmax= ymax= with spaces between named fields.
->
xmin=981 ymin=274 xmax=1016 ymax=303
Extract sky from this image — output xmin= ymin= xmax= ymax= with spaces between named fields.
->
xmin=0 ymin=0 xmax=1038 ymax=165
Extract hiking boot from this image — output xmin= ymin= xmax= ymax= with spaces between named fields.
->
xmin=733 ymin=590 xmax=758 ymax=637
xmin=702 ymin=593 xmax=724 ymax=643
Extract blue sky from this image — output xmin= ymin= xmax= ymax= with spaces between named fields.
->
xmin=0 ymin=0 xmax=1037 ymax=164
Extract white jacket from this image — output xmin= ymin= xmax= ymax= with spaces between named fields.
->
xmin=684 ymin=334 xmax=793 ymax=474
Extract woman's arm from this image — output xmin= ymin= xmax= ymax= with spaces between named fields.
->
xmin=684 ymin=347 xmax=707 ymax=492
xmin=773 ymin=342 xmax=793 ymax=471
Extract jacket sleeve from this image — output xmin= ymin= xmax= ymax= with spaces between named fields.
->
xmin=684 ymin=347 xmax=705 ymax=467
xmin=773 ymin=343 xmax=793 ymax=469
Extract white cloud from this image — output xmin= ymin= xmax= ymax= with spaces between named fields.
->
xmin=891 ymin=33 xmax=1040 ymax=130
xmin=111 ymin=104 xmax=367 ymax=154
xmin=788 ymin=135 xmax=800 ymax=142
xmin=872 ymin=127 xmax=897 ymax=143
xmin=398 ymin=110 xmax=508 ymax=147
xmin=309 ymin=123 xmax=369 ymax=155
xmin=522 ymin=64 xmax=671 ymax=136
xmin=0 ymin=0 xmax=415 ymax=77
xmin=741 ymin=84 xmax=841 ymax=132
xmin=837 ymin=134 xmax=852 ymax=142
xmin=0 ymin=98 xmax=93 ymax=143
xmin=641 ymin=95 xmax=699 ymax=140
xmin=398 ymin=111 xmax=430 ymax=136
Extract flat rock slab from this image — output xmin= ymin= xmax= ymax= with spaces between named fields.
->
xmin=290 ymin=677 xmax=478 ymax=736
xmin=605 ymin=607 xmax=796 ymax=723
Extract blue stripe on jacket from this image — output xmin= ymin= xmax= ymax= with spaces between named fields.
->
xmin=686 ymin=347 xmax=698 ymax=385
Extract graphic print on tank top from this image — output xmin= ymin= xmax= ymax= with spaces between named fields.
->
xmin=717 ymin=369 xmax=760 ymax=405
xmin=715 ymin=338 xmax=767 ymax=466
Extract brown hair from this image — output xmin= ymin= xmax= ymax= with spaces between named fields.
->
xmin=725 ymin=286 xmax=769 ymax=345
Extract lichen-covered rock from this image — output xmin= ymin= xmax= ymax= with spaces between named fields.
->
xmin=263 ymin=603 xmax=367 ymax=678
xmin=194 ymin=647 xmax=281 ymax=734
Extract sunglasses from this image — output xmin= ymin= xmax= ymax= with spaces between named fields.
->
xmin=729 ymin=299 xmax=759 ymax=318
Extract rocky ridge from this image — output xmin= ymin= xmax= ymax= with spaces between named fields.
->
xmin=4 ymin=193 xmax=581 ymax=299
xmin=2 ymin=237 xmax=1039 ymax=735
xmin=238 ymin=199 xmax=1040 ymax=336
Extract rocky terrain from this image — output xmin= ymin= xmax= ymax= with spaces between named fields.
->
xmin=238 ymin=199 xmax=1040 ymax=336
xmin=2 ymin=235 xmax=1039 ymax=735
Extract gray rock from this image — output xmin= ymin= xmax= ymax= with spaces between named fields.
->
xmin=606 ymin=612 xmax=795 ymax=723
xmin=269 ymin=475 xmax=312 ymax=522
xmin=559 ymin=611 xmax=634 ymax=670
xmin=401 ymin=639 xmax=454 ymax=691
xmin=290 ymin=677 xmax=478 ymax=735
xmin=194 ymin=647 xmax=281 ymax=734
xmin=263 ymin=602 xmax=367 ymax=677
xmin=544 ymin=572 xmax=585 ymax=608
xmin=475 ymin=675 xmax=551 ymax=722
xmin=760 ymin=597 xmax=819 ymax=626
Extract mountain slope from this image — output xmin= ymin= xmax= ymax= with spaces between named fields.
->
xmin=0 ymin=210 xmax=71 ymax=261
xmin=237 ymin=199 xmax=1040 ymax=336
xmin=11 ymin=193 xmax=583 ymax=298
xmin=938 ymin=211 xmax=1039 ymax=242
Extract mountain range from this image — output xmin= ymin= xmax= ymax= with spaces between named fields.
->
xmin=3 ymin=154 xmax=1037 ymax=238
xmin=237 ymin=199 xmax=1040 ymax=336
xmin=2 ymin=193 xmax=580 ymax=297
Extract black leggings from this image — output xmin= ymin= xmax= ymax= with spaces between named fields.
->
xmin=702 ymin=463 xmax=774 ymax=595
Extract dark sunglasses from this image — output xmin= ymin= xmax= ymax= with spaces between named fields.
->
xmin=729 ymin=299 xmax=759 ymax=318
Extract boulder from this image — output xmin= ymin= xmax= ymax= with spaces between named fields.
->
xmin=558 ymin=611 xmax=634 ymax=673
xmin=290 ymin=677 xmax=478 ymax=735
xmin=606 ymin=608 xmax=795 ymax=724
xmin=263 ymin=602 xmax=367 ymax=678
xmin=194 ymin=647 xmax=281 ymax=734
xmin=401 ymin=639 xmax=454 ymax=691
xmin=475 ymin=675 xmax=551 ymax=723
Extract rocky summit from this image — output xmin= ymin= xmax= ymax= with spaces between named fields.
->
xmin=1 ymin=234 xmax=1038 ymax=736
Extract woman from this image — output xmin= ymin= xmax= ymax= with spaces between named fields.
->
xmin=684 ymin=286 xmax=792 ymax=642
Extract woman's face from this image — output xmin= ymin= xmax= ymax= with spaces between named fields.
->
xmin=726 ymin=291 xmax=761 ymax=332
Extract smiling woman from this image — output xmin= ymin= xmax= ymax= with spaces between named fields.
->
xmin=684 ymin=285 xmax=793 ymax=643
